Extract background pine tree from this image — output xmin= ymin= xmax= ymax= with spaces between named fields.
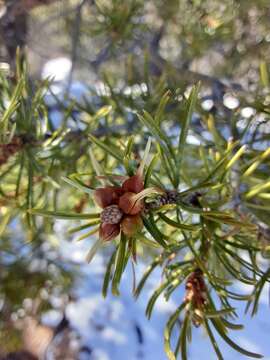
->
xmin=0 ymin=0 xmax=270 ymax=358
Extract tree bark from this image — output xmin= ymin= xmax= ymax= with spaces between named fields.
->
xmin=0 ymin=0 xmax=58 ymax=70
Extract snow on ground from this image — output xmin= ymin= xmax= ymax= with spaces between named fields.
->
xmin=43 ymin=224 xmax=270 ymax=360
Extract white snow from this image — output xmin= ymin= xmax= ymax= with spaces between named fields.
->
xmin=47 ymin=222 xmax=270 ymax=359
xmin=42 ymin=57 xmax=72 ymax=82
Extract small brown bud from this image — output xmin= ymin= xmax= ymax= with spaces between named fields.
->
xmin=118 ymin=192 xmax=144 ymax=215
xmin=122 ymin=174 xmax=144 ymax=194
xmin=184 ymin=269 xmax=207 ymax=327
xmin=93 ymin=187 xmax=123 ymax=208
xmin=99 ymin=223 xmax=120 ymax=241
xmin=121 ymin=214 xmax=143 ymax=236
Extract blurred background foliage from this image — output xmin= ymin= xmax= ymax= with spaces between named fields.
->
xmin=0 ymin=0 xmax=270 ymax=359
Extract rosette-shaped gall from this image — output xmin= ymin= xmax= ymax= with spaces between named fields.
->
xmin=93 ymin=173 xmax=159 ymax=241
